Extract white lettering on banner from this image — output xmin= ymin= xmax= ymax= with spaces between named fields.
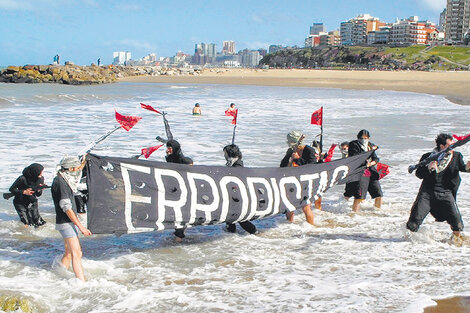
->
xmin=330 ymin=165 xmax=349 ymax=187
xmin=315 ymin=171 xmax=329 ymax=200
xmin=279 ymin=176 xmax=302 ymax=212
xmin=187 ymin=172 xmax=220 ymax=225
xmin=121 ymin=163 xmax=154 ymax=233
xmin=219 ymin=176 xmax=249 ymax=223
xmin=246 ymin=177 xmax=274 ymax=221
xmin=300 ymin=173 xmax=320 ymax=205
xmin=154 ymin=168 xmax=188 ymax=230
xmin=270 ymin=178 xmax=281 ymax=215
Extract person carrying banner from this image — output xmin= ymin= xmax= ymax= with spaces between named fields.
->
xmin=340 ymin=141 xmax=349 ymax=158
xmin=406 ymin=133 xmax=470 ymax=238
xmin=223 ymin=144 xmax=258 ymax=234
xmin=52 ymin=155 xmax=92 ymax=281
xmin=8 ymin=163 xmax=47 ymax=227
xmin=165 ymin=139 xmax=193 ymax=242
xmin=346 ymin=129 xmax=383 ymax=212
xmin=280 ymin=131 xmax=317 ymax=225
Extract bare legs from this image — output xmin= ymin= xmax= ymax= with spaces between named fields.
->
xmin=61 ymin=237 xmax=85 ymax=281
xmin=286 ymin=204 xmax=314 ymax=225
xmin=352 ymin=197 xmax=382 ymax=212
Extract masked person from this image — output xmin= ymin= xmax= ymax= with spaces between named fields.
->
xmin=8 ymin=163 xmax=47 ymax=227
xmin=223 ymin=144 xmax=258 ymax=234
xmin=346 ymin=129 xmax=382 ymax=212
xmin=165 ymin=140 xmax=193 ymax=242
xmin=52 ymin=156 xmax=91 ymax=281
xmin=340 ymin=141 xmax=349 ymax=158
xmin=406 ymin=133 xmax=470 ymax=238
xmin=280 ymin=131 xmax=318 ymax=225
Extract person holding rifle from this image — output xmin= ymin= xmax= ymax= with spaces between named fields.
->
xmin=406 ymin=133 xmax=470 ymax=238
xmin=52 ymin=155 xmax=91 ymax=281
xmin=280 ymin=130 xmax=318 ymax=225
xmin=8 ymin=163 xmax=47 ymax=227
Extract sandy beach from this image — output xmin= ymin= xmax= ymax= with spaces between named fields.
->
xmin=120 ymin=69 xmax=470 ymax=106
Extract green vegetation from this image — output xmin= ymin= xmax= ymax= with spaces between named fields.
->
xmin=260 ymin=45 xmax=470 ymax=71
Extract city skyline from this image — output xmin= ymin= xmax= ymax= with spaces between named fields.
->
xmin=0 ymin=0 xmax=447 ymax=65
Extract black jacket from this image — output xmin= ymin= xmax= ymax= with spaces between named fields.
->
xmin=280 ymin=145 xmax=319 ymax=167
xmin=415 ymin=151 xmax=468 ymax=198
xmin=348 ymin=140 xmax=380 ymax=177
xmin=51 ymin=175 xmax=77 ymax=224
xmin=166 ymin=140 xmax=193 ymax=165
xmin=9 ymin=175 xmax=45 ymax=204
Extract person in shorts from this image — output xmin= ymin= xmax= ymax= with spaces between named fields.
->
xmin=52 ymin=155 xmax=91 ymax=281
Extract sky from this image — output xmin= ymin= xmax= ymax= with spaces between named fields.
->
xmin=0 ymin=0 xmax=447 ymax=66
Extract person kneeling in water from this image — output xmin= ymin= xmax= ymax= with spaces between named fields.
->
xmin=280 ymin=131 xmax=318 ymax=225
xmin=223 ymin=144 xmax=258 ymax=234
xmin=52 ymin=155 xmax=92 ymax=281
xmin=165 ymin=140 xmax=193 ymax=242
xmin=406 ymin=133 xmax=470 ymax=238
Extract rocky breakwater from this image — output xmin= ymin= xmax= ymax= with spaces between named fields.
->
xmin=0 ymin=64 xmax=201 ymax=85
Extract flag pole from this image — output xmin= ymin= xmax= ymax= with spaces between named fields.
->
xmin=319 ymin=106 xmax=323 ymax=153
xmin=232 ymin=125 xmax=237 ymax=145
xmin=80 ymin=125 xmax=121 ymax=155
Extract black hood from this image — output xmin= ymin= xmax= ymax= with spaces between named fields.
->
xmin=22 ymin=163 xmax=44 ymax=184
xmin=166 ymin=140 xmax=184 ymax=163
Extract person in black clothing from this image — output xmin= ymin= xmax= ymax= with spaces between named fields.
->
xmin=406 ymin=133 xmax=470 ymax=237
xmin=280 ymin=131 xmax=318 ymax=225
xmin=223 ymin=144 xmax=258 ymax=234
xmin=8 ymin=163 xmax=47 ymax=227
xmin=52 ymin=156 xmax=91 ymax=281
xmin=346 ymin=129 xmax=383 ymax=212
xmin=165 ymin=139 xmax=193 ymax=242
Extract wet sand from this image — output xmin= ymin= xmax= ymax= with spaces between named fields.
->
xmin=120 ymin=69 xmax=470 ymax=106
xmin=424 ymin=296 xmax=470 ymax=313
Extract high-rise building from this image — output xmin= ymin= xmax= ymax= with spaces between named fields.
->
xmin=240 ymin=49 xmax=262 ymax=67
xmin=439 ymin=8 xmax=447 ymax=32
xmin=113 ymin=51 xmax=131 ymax=65
xmin=340 ymin=14 xmax=385 ymax=45
xmin=389 ymin=16 xmax=437 ymax=45
xmin=193 ymin=42 xmax=217 ymax=65
xmin=222 ymin=41 xmax=236 ymax=54
xmin=445 ymin=0 xmax=470 ymax=43
xmin=310 ymin=23 xmax=326 ymax=35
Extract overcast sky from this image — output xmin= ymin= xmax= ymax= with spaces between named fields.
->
xmin=0 ymin=0 xmax=447 ymax=65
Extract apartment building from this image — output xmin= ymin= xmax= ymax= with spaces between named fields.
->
xmin=444 ymin=0 xmax=470 ymax=43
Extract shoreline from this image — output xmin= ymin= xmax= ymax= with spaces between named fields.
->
xmin=424 ymin=296 xmax=470 ymax=313
xmin=119 ymin=69 xmax=470 ymax=106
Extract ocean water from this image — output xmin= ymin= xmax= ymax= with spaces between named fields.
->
xmin=0 ymin=82 xmax=469 ymax=313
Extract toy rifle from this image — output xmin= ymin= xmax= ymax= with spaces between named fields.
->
xmin=3 ymin=184 xmax=51 ymax=200
xmin=408 ymin=134 xmax=470 ymax=173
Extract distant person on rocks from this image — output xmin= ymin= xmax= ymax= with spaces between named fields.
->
xmin=8 ymin=163 xmax=47 ymax=227
xmin=57 ymin=54 xmax=60 ymax=65
xmin=192 ymin=103 xmax=201 ymax=115
xmin=223 ymin=144 xmax=258 ymax=234
xmin=52 ymin=155 xmax=92 ymax=281
xmin=346 ymin=129 xmax=382 ymax=212
xmin=97 ymin=58 xmax=101 ymax=66
xmin=280 ymin=130 xmax=318 ymax=225
xmin=406 ymin=133 xmax=470 ymax=239
xmin=165 ymin=139 xmax=193 ymax=242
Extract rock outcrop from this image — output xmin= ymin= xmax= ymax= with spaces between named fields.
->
xmin=0 ymin=65 xmax=202 ymax=85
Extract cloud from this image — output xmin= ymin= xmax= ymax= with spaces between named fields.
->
xmin=115 ymin=3 xmax=141 ymax=11
xmin=251 ymin=13 xmax=264 ymax=24
xmin=417 ymin=0 xmax=446 ymax=12
xmin=105 ymin=39 xmax=157 ymax=52
xmin=0 ymin=0 xmax=34 ymax=10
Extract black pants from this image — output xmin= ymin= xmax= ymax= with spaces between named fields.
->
xmin=406 ymin=189 xmax=464 ymax=232
xmin=13 ymin=201 xmax=45 ymax=226
xmin=226 ymin=221 xmax=257 ymax=234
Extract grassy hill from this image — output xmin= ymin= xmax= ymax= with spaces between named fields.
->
xmin=260 ymin=45 xmax=470 ymax=71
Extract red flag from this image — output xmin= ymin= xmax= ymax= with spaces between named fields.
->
xmin=453 ymin=133 xmax=470 ymax=141
xmin=141 ymin=144 xmax=163 ymax=159
xmin=311 ymin=107 xmax=323 ymax=126
xmin=115 ymin=110 xmax=142 ymax=131
xmin=323 ymin=144 xmax=337 ymax=162
xmin=376 ymin=163 xmax=390 ymax=180
xmin=140 ymin=103 xmax=162 ymax=114
xmin=225 ymin=108 xmax=238 ymax=125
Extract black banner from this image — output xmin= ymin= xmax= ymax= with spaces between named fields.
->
xmin=86 ymin=152 xmax=372 ymax=235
